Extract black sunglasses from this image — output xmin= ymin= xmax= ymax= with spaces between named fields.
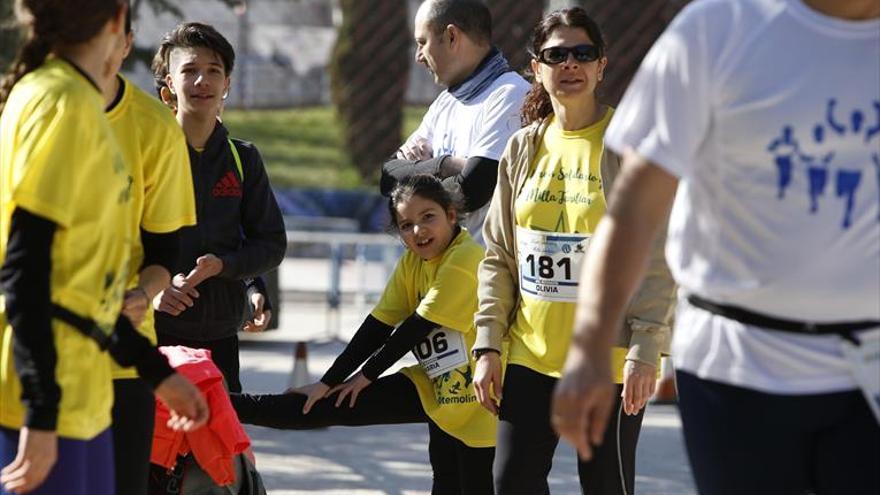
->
xmin=533 ymin=44 xmax=602 ymax=65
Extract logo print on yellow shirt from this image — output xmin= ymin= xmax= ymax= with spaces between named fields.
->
xmin=118 ymin=175 xmax=133 ymax=204
xmin=433 ymin=364 xmax=477 ymax=405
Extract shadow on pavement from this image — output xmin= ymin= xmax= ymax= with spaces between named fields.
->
xmin=238 ymin=335 xmax=696 ymax=494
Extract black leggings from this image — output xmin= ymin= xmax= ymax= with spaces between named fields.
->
xmin=232 ymin=373 xmax=494 ymax=494
xmin=676 ymin=370 xmax=880 ymax=495
xmin=157 ymin=333 xmax=242 ymax=392
xmin=494 ymin=365 xmax=644 ymax=495
xmin=112 ymin=377 xmax=156 ymax=495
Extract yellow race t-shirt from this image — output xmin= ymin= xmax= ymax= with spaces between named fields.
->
xmin=0 ymin=58 xmax=134 ymax=439
xmin=107 ymin=75 xmax=196 ymax=380
xmin=509 ymin=109 xmax=629 ymax=381
xmin=371 ymin=229 xmax=497 ymax=448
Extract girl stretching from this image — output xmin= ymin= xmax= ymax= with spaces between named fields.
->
xmin=233 ymin=175 xmax=497 ymax=495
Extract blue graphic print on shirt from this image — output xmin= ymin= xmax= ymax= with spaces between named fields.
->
xmin=436 ymin=132 xmax=457 ymax=158
xmin=767 ymin=99 xmax=880 ymax=229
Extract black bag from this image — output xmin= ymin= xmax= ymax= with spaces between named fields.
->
xmin=148 ymin=454 xmax=267 ymax=495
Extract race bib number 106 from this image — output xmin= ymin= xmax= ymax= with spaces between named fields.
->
xmin=413 ymin=328 xmax=468 ymax=379
xmin=516 ymin=226 xmax=590 ymax=303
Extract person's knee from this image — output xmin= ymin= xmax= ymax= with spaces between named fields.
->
xmin=429 ymin=452 xmax=461 ymax=495
xmin=494 ymin=472 xmax=543 ymax=495
xmin=459 ymin=448 xmax=494 ymax=495
xmin=493 ymin=419 xmax=555 ymax=493
xmin=431 ymin=471 xmax=461 ymax=495
xmin=492 ymin=451 xmax=531 ymax=495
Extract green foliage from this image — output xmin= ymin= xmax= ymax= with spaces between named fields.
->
xmin=0 ymin=0 xmax=20 ymax=73
xmin=330 ymin=0 xmax=410 ymax=179
xmin=488 ymin=0 xmax=547 ymax=71
xmin=222 ymin=106 xmax=427 ymax=189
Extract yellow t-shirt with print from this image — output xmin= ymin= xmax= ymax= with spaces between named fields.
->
xmin=510 ymin=109 xmax=629 ymax=381
xmin=371 ymin=229 xmax=497 ymax=448
xmin=107 ymin=75 xmax=197 ymax=380
xmin=0 ymin=58 xmax=133 ymax=440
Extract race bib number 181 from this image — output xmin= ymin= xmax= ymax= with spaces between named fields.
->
xmin=516 ymin=226 xmax=590 ymax=303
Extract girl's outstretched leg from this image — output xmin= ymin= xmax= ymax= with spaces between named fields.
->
xmin=232 ymin=373 xmax=426 ymax=429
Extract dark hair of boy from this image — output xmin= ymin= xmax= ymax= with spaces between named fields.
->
xmin=157 ymin=22 xmax=236 ymax=76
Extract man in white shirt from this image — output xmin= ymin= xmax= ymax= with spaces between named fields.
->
xmin=550 ymin=0 xmax=880 ymax=493
xmin=380 ymin=0 xmax=530 ymax=245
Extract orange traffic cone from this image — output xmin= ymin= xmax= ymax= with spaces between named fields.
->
xmin=652 ymin=356 xmax=677 ymax=404
xmin=289 ymin=342 xmax=310 ymax=390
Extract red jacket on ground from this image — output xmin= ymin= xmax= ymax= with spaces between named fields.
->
xmin=151 ymin=346 xmax=251 ymax=486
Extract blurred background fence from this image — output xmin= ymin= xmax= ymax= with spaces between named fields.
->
xmin=1 ymin=0 xmax=690 ymax=191
xmin=0 ymin=0 xmax=690 ymax=326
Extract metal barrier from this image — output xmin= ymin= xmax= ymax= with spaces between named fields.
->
xmin=285 ymin=229 xmax=403 ymax=339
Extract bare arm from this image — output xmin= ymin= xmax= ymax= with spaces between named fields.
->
xmin=552 ymin=149 xmax=677 ymax=460
xmin=137 ymin=265 xmax=172 ymax=300
xmin=122 ymin=265 xmax=171 ymax=328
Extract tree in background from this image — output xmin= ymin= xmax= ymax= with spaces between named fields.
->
xmin=568 ymin=0 xmax=690 ymax=105
xmin=484 ymin=0 xmax=690 ymax=104
xmin=0 ymin=0 xmax=240 ymax=74
xmin=330 ymin=0 xmax=410 ymax=180
xmin=487 ymin=0 xmax=547 ymax=72
xmin=0 ymin=0 xmax=20 ymax=73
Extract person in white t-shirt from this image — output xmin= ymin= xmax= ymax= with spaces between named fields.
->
xmin=380 ymin=0 xmax=530 ymax=245
xmin=550 ymin=0 xmax=880 ymax=493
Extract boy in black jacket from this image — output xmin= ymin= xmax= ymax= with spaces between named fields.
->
xmin=153 ymin=22 xmax=287 ymax=392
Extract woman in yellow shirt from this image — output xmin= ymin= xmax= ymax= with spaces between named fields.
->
xmin=470 ymin=8 xmax=675 ymax=495
xmin=0 ymin=2 xmax=206 ymax=494
xmin=101 ymin=11 xmax=199 ymax=495
xmin=233 ymin=175 xmax=496 ymax=494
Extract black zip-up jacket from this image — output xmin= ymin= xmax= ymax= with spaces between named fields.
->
xmin=155 ymin=122 xmax=287 ymax=340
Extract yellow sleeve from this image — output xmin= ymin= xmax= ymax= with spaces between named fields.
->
xmin=371 ymin=256 xmax=416 ymax=327
xmin=415 ymin=252 xmax=479 ymax=333
xmin=141 ymin=116 xmax=196 ymax=233
xmin=11 ymin=93 xmax=94 ymax=227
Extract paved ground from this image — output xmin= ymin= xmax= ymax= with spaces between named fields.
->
xmin=238 ymin=299 xmax=697 ymax=494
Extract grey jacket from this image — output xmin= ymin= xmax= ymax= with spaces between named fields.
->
xmin=473 ymin=117 xmax=676 ymax=366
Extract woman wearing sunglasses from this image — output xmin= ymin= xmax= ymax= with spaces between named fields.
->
xmin=470 ymin=7 xmax=675 ymax=495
